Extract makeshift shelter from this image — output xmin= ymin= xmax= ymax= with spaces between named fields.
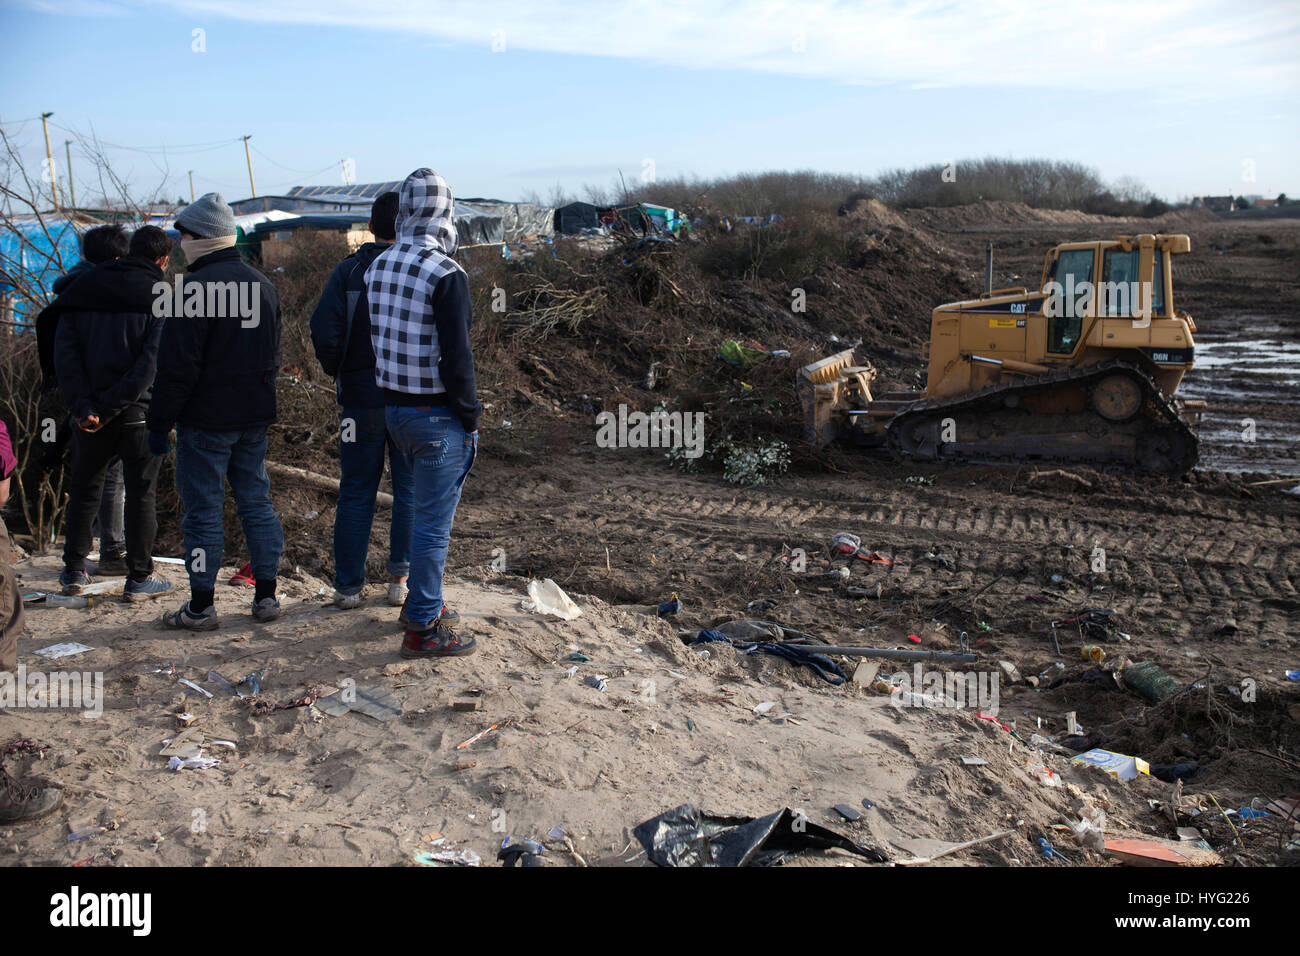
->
xmin=0 ymin=217 xmax=89 ymax=326
xmin=555 ymin=201 xmax=601 ymax=234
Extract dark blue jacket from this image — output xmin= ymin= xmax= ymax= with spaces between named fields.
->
xmin=147 ymin=247 xmax=281 ymax=434
xmin=309 ymin=242 xmax=389 ymax=409
xmin=50 ymin=256 xmax=166 ymax=422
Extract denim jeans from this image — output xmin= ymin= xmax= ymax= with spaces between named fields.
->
xmin=175 ymin=426 xmax=284 ymax=594
xmin=384 ymin=406 xmax=476 ymax=627
xmin=333 ymin=406 xmax=414 ymax=594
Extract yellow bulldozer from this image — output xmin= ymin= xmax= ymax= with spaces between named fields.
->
xmin=798 ymin=233 xmax=1206 ymax=474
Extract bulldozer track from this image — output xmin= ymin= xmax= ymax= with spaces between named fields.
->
xmin=883 ymin=360 xmax=1200 ymax=474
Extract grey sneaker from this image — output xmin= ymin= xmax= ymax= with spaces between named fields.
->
xmin=59 ymin=569 xmax=92 ymax=595
xmin=124 ymin=574 xmax=173 ymax=602
xmin=162 ymin=601 xmax=219 ymax=631
xmin=387 ymin=581 xmax=409 ymax=607
xmin=253 ymin=596 xmax=281 ymax=622
xmin=333 ymin=590 xmax=363 ymax=610
xmin=0 ymin=769 xmax=64 ymax=825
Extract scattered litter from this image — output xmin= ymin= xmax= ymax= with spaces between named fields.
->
xmin=168 ymin=755 xmax=220 ymax=771
xmin=892 ymin=827 xmax=1017 ymax=865
xmin=632 ymin=804 xmax=888 ymax=867
xmin=457 ymin=720 xmax=509 ymax=750
xmin=34 ymin=642 xmax=92 ymax=659
xmin=746 ymin=599 xmax=777 ymax=612
xmin=1038 ymin=837 xmax=1069 ymax=862
xmin=178 ymin=678 xmax=213 ymax=699
xmin=752 ymin=701 xmax=777 ymax=715
xmin=452 ymin=699 xmax=482 ymax=712
xmin=1103 ymin=835 xmax=1221 ymax=867
xmin=961 ymin=756 xmax=988 ymax=767
xmin=827 ymin=532 xmax=861 ymax=558
xmin=567 ymin=652 xmax=590 ymax=662
xmin=689 ymin=629 xmax=848 ymax=685
xmin=67 ymin=825 xmax=107 ymax=842
xmin=563 ymin=666 xmax=579 ymax=678
xmin=656 ymin=593 xmax=681 ymax=617
xmin=833 ymin=804 xmax=861 ymax=822
xmin=1286 ymin=669 xmax=1299 ymax=681
xmin=1071 ymin=748 xmax=1150 ymax=782
xmin=583 ymin=675 xmax=608 ymax=692
xmin=498 ymin=836 xmax=545 ymax=867
xmin=316 ymin=684 xmax=401 ymax=721
xmin=1023 ymin=761 xmax=1063 ymax=787
xmin=547 ymin=826 xmax=565 ymax=841
xmin=1081 ymin=644 xmax=1106 ymax=663
xmin=43 ymin=595 xmax=93 ymax=609
xmin=415 ymin=849 xmax=482 ymax=867
xmin=527 ymin=578 xmax=582 ymax=620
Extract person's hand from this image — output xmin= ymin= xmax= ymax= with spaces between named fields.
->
xmin=147 ymin=431 xmax=172 ymax=456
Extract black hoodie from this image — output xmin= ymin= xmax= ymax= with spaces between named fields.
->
xmin=49 ymin=256 xmax=166 ymax=422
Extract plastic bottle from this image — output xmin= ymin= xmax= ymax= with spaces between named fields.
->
xmin=45 ymin=594 xmax=92 ymax=608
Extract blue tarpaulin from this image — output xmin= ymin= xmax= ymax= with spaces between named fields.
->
xmin=0 ymin=219 xmax=83 ymax=328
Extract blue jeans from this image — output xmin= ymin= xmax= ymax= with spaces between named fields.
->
xmin=384 ymin=406 xmax=476 ymax=627
xmin=175 ymin=426 xmax=284 ymax=593
xmin=334 ymin=407 xmax=414 ymax=594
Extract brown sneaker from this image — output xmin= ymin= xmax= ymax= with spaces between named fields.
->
xmin=400 ymin=620 xmax=477 ymax=658
xmin=0 ymin=768 xmax=64 ymax=824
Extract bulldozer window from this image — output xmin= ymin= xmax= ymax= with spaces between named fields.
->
xmin=1152 ymin=253 xmax=1166 ymax=315
xmin=1048 ymin=248 xmax=1093 ymax=353
xmin=1101 ymin=248 xmax=1139 ymax=315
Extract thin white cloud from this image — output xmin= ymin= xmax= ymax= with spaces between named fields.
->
xmin=20 ymin=0 xmax=1300 ymax=98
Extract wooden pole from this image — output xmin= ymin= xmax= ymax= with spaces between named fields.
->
xmin=64 ymin=140 xmax=76 ymax=210
xmin=188 ymin=170 xmax=195 ymax=203
xmin=40 ymin=112 xmax=60 ymax=210
xmin=242 ymin=135 xmax=256 ymax=197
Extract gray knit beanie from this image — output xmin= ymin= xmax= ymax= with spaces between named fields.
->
xmin=175 ymin=192 xmax=236 ymax=238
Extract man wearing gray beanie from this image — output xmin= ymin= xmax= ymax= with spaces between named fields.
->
xmin=147 ymin=192 xmax=285 ymax=629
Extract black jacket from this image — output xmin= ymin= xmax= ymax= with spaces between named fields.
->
xmin=309 ymin=242 xmax=389 ymax=409
xmin=50 ymin=256 xmax=167 ymax=422
xmin=37 ymin=260 xmax=97 ymax=391
xmin=147 ymin=247 xmax=282 ymax=434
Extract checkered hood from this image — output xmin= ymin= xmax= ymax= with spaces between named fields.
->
xmin=365 ymin=168 xmax=464 ymax=395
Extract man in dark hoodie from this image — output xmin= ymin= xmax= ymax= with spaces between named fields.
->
xmin=365 ymin=169 xmax=479 ymax=659
xmin=147 ymin=193 xmax=284 ymax=630
xmin=39 ymin=223 xmax=132 ymax=574
xmin=309 ymin=191 xmax=416 ymax=611
xmin=51 ymin=226 xmax=173 ymax=600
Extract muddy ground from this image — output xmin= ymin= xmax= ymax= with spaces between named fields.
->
xmin=2 ymin=206 xmax=1296 ymax=867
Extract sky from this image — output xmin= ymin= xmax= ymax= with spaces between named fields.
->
xmin=1 ymin=0 xmax=1296 ymax=207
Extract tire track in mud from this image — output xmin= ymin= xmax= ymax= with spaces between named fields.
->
xmin=463 ymin=466 xmax=1297 ymax=612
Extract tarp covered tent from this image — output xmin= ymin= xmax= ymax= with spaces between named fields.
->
xmin=1 ymin=218 xmax=88 ymax=327
xmin=461 ymin=199 xmax=554 ymax=241
xmin=555 ymin=201 xmax=601 ymax=234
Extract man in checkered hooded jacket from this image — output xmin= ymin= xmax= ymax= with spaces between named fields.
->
xmin=365 ymin=168 xmax=481 ymax=659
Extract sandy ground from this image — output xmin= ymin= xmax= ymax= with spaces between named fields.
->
xmin=3 ymin=210 xmax=1297 ymax=868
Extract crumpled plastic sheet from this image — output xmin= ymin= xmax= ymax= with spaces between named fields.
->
xmin=632 ymin=803 xmax=888 ymax=867
xmin=691 ymin=630 xmax=848 ymax=685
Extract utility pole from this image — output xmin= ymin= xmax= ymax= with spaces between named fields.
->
xmin=242 ymin=135 xmax=256 ymax=197
xmin=40 ymin=112 xmax=61 ymax=210
xmin=188 ymin=170 xmax=195 ymax=202
xmin=64 ymin=140 xmax=76 ymax=210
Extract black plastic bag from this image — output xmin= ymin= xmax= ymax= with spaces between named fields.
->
xmin=632 ymin=803 xmax=888 ymax=867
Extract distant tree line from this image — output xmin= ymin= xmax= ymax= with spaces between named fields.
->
xmin=556 ymin=158 xmax=1175 ymax=219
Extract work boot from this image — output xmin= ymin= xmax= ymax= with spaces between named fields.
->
xmin=400 ymin=619 xmax=477 ymax=659
xmin=162 ymin=601 xmax=219 ymax=631
xmin=0 ymin=767 xmax=64 ymax=825
xmin=399 ymin=598 xmax=458 ymax=627
xmin=124 ymin=574 xmax=173 ymax=602
xmin=59 ymin=569 xmax=92 ymax=595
